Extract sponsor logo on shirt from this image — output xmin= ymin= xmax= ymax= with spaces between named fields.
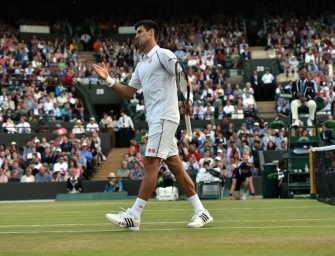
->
xmin=148 ymin=148 xmax=156 ymax=153
xmin=149 ymin=59 xmax=152 ymax=64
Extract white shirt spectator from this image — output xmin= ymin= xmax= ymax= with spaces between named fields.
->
xmin=118 ymin=114 xmax=134 ymax=129
xmin=72 ymin=124 xmax=86 ymax=134
xmin=2 ymin=119 xmax=16 ymax=133
xmin=53 ymin=161 xmax=68 ymax=175
xmin=261 ymin=72 xmax=275 ymax=84
xmin=86 ymin=120 xmax=100 ymax=133
xmin=16 ymin=121 xmax=31 ymax=134
xmin=223 ymin=104 xmax=234 ymax=115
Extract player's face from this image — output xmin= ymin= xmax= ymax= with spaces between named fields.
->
xmin=135 ymin=26 xmax=152 ymax=47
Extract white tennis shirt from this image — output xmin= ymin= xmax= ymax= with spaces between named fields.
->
xmin=129 ymin=45 xmax=179 ymax=124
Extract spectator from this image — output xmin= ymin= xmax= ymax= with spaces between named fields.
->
xmin=53 ymin=155 xmax=68 ymax=176
xmin=130 ymin=161 xmax=144 ymax=180
xmin=72 ymin=119 xmax=85 ymax=134
xmin=104 ymin=172 xmax=122 ymax=192
xmin=20 ymin=167 xmax=35 ymax=182
xmin=0 ymin=167 xmax=8 ymax=183
xmin=67 ymin=168 xmax=83 ymax=193
xmin=99 ymin=111 xmax=114 ymax=147
xmin=35 ymin=165 xmax=53 ymax=182
xmin=86 ymin=117 xmax=99 ymax=133
xmin=52 ymin=168 xmax=66 ymax=182
xmin=2 ymin=117 xmax=16 ymax=133
xmin=16 ymin=116 xmax=31 ymax=134
xmin=117 ymin=160 xmax=130 ymax=183
xmin=8 ymin=171 xmax=20 ymax=183
xmin=11 ymin=160 xmax=24 ymax=179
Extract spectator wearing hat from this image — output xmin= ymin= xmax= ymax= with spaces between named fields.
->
xmin=229 ymin=162 xmax=256 ymax=200
xmin=72 ymin=119 xmax=85 ymax=134
xmin=118 ymin=109 xmax=134 ymax=148
xmin=250 ymin=122 xmax=261 ymax=134
xmin=86 ymin=117 xmax=99 ymax=133
xmin=52 ymin=167 xmax=66 ymax=182
xmin=104 ymin=172 xmax=122 ymax=192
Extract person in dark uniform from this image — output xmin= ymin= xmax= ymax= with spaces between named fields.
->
xmin=251 ymin=70 xmax=262 ymax=101
xmin=229 ymin=162 xmax=256 ymax=200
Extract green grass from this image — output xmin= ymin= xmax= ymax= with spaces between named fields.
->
xmin=0 ymin=198 xmax=334 ymax=256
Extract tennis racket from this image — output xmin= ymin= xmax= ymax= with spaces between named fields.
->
xmin=175 ymin=60 xmax=192 ymax=141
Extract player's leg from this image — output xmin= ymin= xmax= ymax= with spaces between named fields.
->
xmin=241 ymin=180 xmax=250 ymax=200
xmin=165 ymin=155 xmax=196 ymax=197
xmin=163 ymin=121 xmax=213 ymax=228
xmin=105 ymin=121 xmax=164 ymax=231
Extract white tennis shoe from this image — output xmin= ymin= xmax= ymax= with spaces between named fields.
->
xmin=187 ymin=209 xmax=213 ymax=228
xmin=105 ymin=208 xmax=140 ymax=231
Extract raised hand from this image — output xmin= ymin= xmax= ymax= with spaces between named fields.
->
xmin=92 ymin=62 xmax=109 ymax=81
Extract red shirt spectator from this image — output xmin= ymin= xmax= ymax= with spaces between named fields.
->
xmin=185 ymin=144 xmax=201 ymax=162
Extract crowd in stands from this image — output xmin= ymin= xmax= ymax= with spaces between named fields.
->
xmin=3 ymin=0 xmax=335 ymax=188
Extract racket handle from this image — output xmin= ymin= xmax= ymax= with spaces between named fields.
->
xmin=185 ymin=115 xmax=192 ymax=141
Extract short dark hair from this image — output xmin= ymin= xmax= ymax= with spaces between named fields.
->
xmin=134 ymin=20 xmax=159 ymax=40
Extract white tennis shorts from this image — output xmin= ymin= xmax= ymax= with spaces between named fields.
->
xmin=145 ymin=119 xmax=179 ymax=159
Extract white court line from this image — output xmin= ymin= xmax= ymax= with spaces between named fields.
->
xmin=0 ymin=205 xmax=331 ymax=216
xmin=1 ymin=225 xmax=335 ymax=234
xmin=1 ymin=218 xmax=335 ymax=228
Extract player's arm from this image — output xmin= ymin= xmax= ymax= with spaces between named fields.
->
xmin=248 ymin=176 xmax=256 ymax=199
xmin=229 ymin=178 xmax=237 ymax=199
xmin=92 ymin=63 xmax=137 ymax=100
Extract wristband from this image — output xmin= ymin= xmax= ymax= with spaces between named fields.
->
xmin=229 ymin=193 xmax=232 ymax=196
xmin=104 ymin=76 xmax=115 ymax=88
xmin=252 ymin=193 xmax=255 ymax=196
xmin=189 ymin=93 xmax=194 ymax=103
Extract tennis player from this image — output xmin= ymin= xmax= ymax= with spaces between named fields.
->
xmin=92 ymin=20 xmax=213 ymax=231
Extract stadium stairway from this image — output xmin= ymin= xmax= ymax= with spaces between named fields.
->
xmin=93 ymin=148 xmax=128 ymax=180
xmin=79 ymin=51 xmax=96 ymax=66
xmin=249 ymin=46 xmax=268 ymax=59
xmin=257 ymin=101 xmax=277 ymax=119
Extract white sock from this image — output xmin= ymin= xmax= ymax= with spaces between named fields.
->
xmin=187 ymin=194 xmax=205 ymax=212
xmin=130 ymin=198 xmax=147 ymax=220
xmin=243 ymin=192 xmax=247 ymax=197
